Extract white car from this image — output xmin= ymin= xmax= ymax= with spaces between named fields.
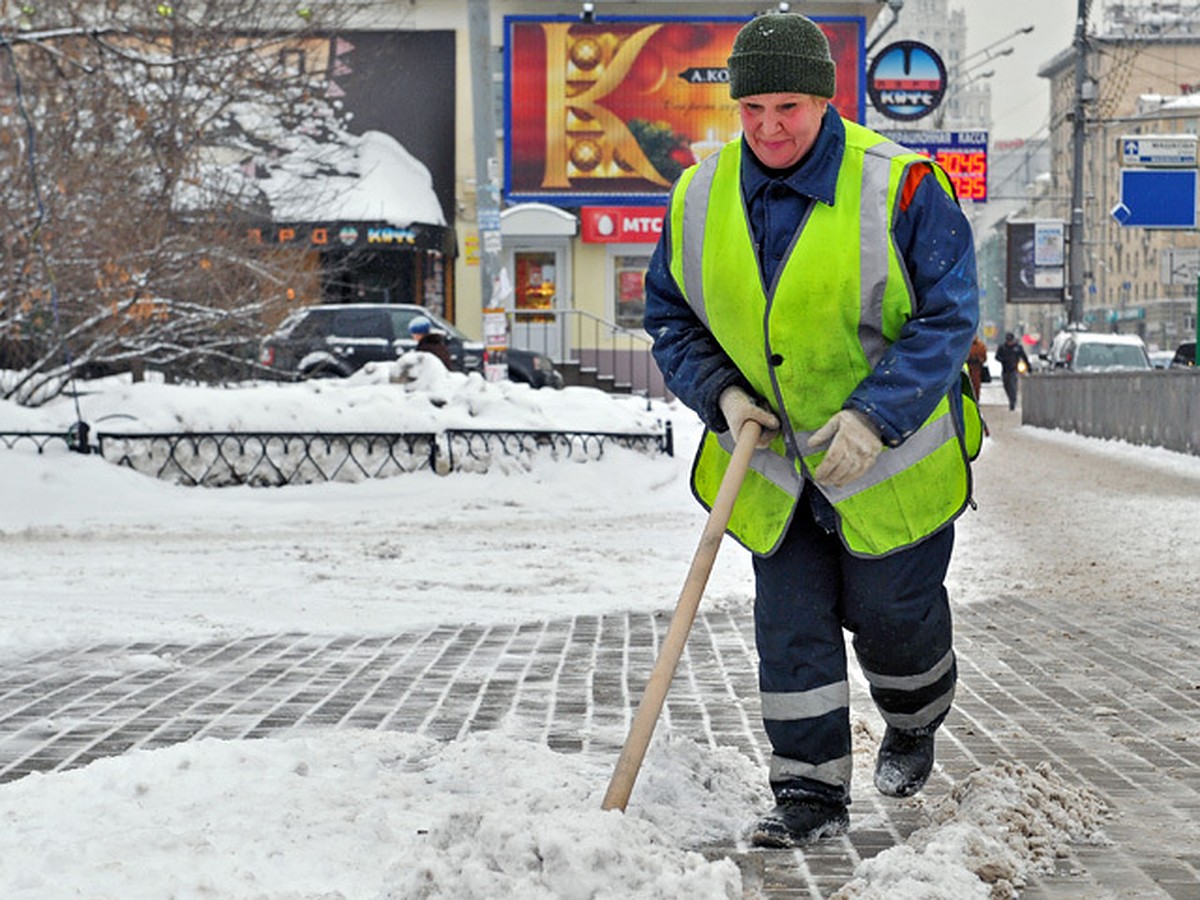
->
xmin=1047 ymin=331 xmax=1152 ymax=372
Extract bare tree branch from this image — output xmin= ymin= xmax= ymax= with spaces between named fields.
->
xmin=1 ymin=0 xmax=365 ymax=405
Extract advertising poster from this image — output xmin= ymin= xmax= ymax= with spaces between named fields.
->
xmin=483 ymin=306 xmax=509 ymax=383
xmin=505 ymin=16 xmax=865 ymax=204
xmin=1006 ymin=220 xmax=1066 ymax=304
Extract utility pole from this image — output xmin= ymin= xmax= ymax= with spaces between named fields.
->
xmin=1067 ymin=0 xmax=1090 ymax=326
xmin=467 ymin=0 xmax=507 ymax=377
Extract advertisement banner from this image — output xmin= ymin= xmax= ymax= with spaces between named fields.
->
xmin=505 ymin=16 xmax=865 ymax=205
xmin=1006 ymin=220 xmax=1066 ymax=304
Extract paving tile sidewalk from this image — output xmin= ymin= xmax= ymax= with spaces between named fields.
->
xmin=2 ymin=594 xmax=1199 ymax=898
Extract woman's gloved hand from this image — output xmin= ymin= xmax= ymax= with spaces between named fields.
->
xmin=718 ymin=386 xmax=780 ymax=449
xmin=809 ymin=409 xmax=882 ymax=487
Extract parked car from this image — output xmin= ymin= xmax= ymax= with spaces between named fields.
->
xmin=1047 ymin=331 xmax=1152 ymax=372
xmin=258 ymin=303 xmax=562 ymax=388
xmin=1042 ymin=325 xmax=1088 ymax=369
xmin=1149 ymin=349 xmax=1175 ymax=369
xmin=1170 ymin=340 xmax=1195 ymax=368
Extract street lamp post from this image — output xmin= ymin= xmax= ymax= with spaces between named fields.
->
xmin=955 ymin=23 xmax=1033 ymax=82
xmin=935 ymin=25 xmax=1032 ymax=130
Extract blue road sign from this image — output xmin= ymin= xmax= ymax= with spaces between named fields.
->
xmin=1111 ymin=168 xmax=1198 ymax=227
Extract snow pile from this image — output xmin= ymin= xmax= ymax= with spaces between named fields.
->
xmin=12 ymin=355 xmax=663 ymax=437
xmin=833 ymin=760 xmax=1110 ymax=900
xmin=21 ymin=357 xmax=664 ymax=484
xmin=0 ymin=730 xmax=749 ymax=900
xmin=384 ymin=733 xmax=751 ymax=899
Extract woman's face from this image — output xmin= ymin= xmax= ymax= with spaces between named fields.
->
xmin=737 ymin=92 xmax=827 ymax=169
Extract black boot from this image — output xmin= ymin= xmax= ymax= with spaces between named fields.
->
xmin=874 ymin=726 xmax=935 ymax=798
xmin=750 ymin=797 xmax=849 ymax=848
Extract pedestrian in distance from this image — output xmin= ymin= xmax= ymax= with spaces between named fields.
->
xmin=965 ymin=335 xmax=991 ymax=437
xmin=994 ymin=332 xmax=1030 ymax=411
xmin=967 ymin=335 xmax=988 ymax=400
xmin=643 ymin=13 xmax=982 ymax=849
xmin=407 ymin=315 xmax=453 ymax=369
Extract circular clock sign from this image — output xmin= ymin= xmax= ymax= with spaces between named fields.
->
xmin=867 ymin=41 xmax=947 ymax=121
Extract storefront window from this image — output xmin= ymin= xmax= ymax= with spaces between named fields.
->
xmin=613 ymin=254 xmax=650 ymax=330
xmin=514 ymin=250 xmax=557 ymax=322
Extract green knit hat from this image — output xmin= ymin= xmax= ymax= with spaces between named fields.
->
xmin=727 ymin=13 xmax=836 ymax=100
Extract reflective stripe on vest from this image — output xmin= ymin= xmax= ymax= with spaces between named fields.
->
xmin=672 ymin=124 xmax=974 ymax=558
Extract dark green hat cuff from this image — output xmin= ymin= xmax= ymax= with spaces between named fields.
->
xmin=728 ymin=53 xmax=836 ymax=99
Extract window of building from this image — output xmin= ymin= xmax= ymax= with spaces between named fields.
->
xmin=611 ymin=252 xmax=651 ymax=330
xmin=513 ymin=250 xmax=558 ymax=322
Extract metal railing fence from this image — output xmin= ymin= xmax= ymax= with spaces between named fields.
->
xmin=1 ymin=423 xmax=674 ymax=487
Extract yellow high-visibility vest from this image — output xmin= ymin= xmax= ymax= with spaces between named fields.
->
xmin=668 ymin=123 xmax=981 ymax=558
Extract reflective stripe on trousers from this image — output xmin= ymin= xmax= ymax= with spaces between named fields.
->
xmin=861 ymin=648 xmax=956 ymax=731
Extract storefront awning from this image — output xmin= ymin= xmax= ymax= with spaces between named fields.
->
xmin=501 ymin=203 xmax=578 ymax=238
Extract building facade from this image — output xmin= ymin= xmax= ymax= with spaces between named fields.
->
xmin=365 ymin=0 xmax=888 ymax=392
xmin=862 ymin=1 xmax=1053 ymax=345
xmin=1032 ymin=3 xmax=1200 ymax=354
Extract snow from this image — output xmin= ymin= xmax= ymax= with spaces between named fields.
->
xmin=3 ymin=369 xmax=1185 ymax=898
xmin=833 ymin=755 xmax=1109 ymax=900
xmin=261 ymin=129 xmax=447 ymax=227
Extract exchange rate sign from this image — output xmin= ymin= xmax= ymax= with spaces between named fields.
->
xmin=881 ymin=130 xmax=988 ymax=202
xmin=932 ymin=146 xmax=988 ymax=201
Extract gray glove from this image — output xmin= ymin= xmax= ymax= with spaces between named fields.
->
xmin=718 ymin=386 xmax=780 ymax=448
xmin=809 ymin=409 xmax=882 ymax=487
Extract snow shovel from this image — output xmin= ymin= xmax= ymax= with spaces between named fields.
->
xmin=601 ymin=420 xmax=762 ymax=812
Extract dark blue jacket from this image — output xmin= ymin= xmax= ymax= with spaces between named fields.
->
xmin=643 ymin=109 xmax=979 ymax=449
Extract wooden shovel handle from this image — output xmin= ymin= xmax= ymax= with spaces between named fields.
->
xmin=601 ymin=421 xmax=762 ymax=812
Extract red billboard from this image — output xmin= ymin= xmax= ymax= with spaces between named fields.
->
xmin=505 ymin=16 xmax=866 ymax=205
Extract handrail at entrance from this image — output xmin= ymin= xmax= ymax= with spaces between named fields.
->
xmin=506 ymin=308 xmax=667 ymax=399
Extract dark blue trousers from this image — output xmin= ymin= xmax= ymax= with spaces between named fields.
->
xmin=752 ymin=491 xmax=957 ymax=803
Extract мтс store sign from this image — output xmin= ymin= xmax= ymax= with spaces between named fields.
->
xmin=504 ymin=16 xmax=866 ymax=205
xmin=580 ymin=206 xmax=666 ymax=242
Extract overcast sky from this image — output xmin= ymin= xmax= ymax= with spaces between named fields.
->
xmin=962 ymin=2 xmax=1093 ymax=141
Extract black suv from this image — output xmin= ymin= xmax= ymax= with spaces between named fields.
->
xmin=258 ymin=303 xmax=562 ymax=388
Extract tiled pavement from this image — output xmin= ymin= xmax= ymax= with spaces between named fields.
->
xmin=2 ymin=591 xmax=1199 ymax=898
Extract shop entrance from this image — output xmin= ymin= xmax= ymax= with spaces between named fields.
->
xmin=506 ymin=243 xmax=569 ymax=360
